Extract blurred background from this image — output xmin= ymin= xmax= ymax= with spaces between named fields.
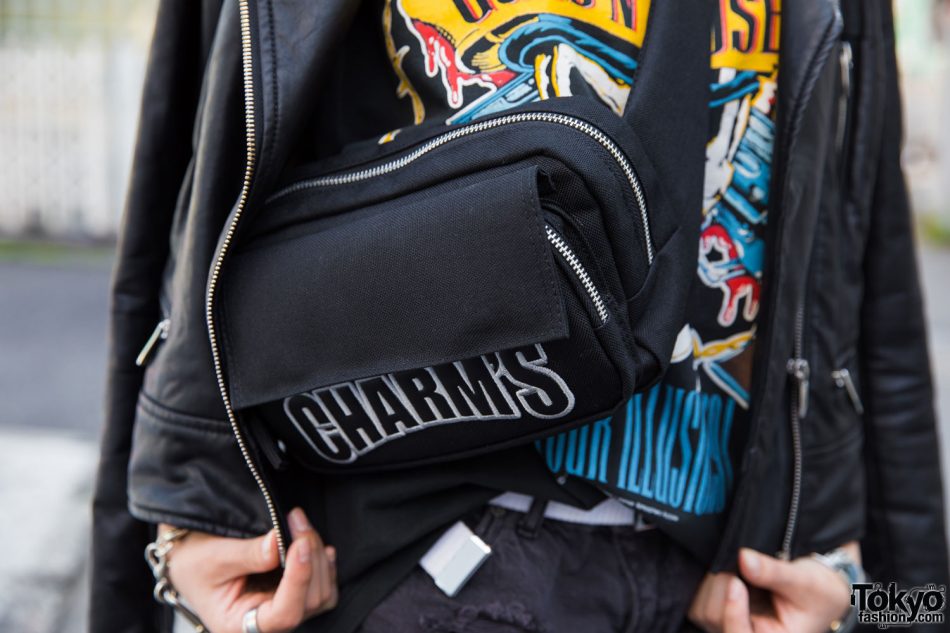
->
xmin=0 ymin=1 xmax=949 ymax=631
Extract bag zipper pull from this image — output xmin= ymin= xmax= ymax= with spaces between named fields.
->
xmin=786 ymin=358 xmax=810 ymax=419
xmin=831 ymin=368 xmax=864 ymax=415
xmin=136 ymin=318 xmax=170 ymax=367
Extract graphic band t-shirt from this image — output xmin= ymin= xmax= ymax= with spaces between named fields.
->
xmin=313 ymin=0 xmax=780 ymax=560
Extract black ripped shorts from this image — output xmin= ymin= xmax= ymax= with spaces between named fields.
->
xmin=356 ymin=504 xmax=706 ymax=633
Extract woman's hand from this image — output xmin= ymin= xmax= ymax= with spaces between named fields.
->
xmin=161 ymin=507 xmax=338 ymax=633
xmin=688 ymin=543 xmax=858 ymax=633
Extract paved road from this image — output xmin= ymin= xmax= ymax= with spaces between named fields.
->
xmin=0 ymin=244 xmax=949 ymax=632
xmin=0 ymin=255 xmax=110 ymax=633
xmin=0 ymin=258 xmax=110 ymax=438
xmin=922 ymin=245 xmax=950 ymax=436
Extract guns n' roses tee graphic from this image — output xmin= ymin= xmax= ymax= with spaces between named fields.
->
xmin=385 ymin=0 xmax=780 ymax=557
xmin=383 ymin=0 xmax=648 ymax=124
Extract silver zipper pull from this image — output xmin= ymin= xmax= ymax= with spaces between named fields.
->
xmin=840 ymin=41 xmax=852 ymax=98
xmin=136 ymin=318 xmax=170 ymax=367
xmin=787 ymin=358 xmax=811 ymax=419
xmin=831 ymin=368 xmax=865 ymax=415
xmin=836 ymin=41 xmax=853 ymax=154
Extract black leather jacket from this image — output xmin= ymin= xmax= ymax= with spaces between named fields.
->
xmin=89 ymin=1 xmax=949 ymax=631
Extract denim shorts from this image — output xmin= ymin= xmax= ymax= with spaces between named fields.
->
xmin=356 ymin=503 xmax=706 ymax=633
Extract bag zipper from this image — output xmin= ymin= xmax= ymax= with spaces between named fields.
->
xmin=268 ymin=112 xmax=655 ymax=266
xmin=206 ymin=0 xmax=288 ymax=562
xmin=781 ymin=305 xmax=809 ymax=559
xmin=831 ymin=367 xmax=864 ymax=414
xmin=217 ymin=0 xmax=650 ymax=563
xmin=544 ymin=224 xmax=609 ymax=324
xmin=135 ymin=318 xmax=170 ymax=367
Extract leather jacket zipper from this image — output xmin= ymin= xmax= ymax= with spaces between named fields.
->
xmin=781 ymin=305 xmax=809 ymax=559
xmin=770 ymin=0 xmax=845 ymax=563
xmin=780 ymin=36 xmax=853 ymax=551
xmin=135 ymin=318 xmax=170 ymax=367
xmin=206 ymin=0 xmax=288 ymax=562
xmin=712 ymin=0 xmax=843 ymax=569
xmin=835 ymin=41 xmax=853 ymax=157
xmin=269 ymin=112 xmax=655 ymax=266
xmin=831 ymin=35 xmax=862 ymax=418
xmin=832 ymin=368 xmax=864 ymax=414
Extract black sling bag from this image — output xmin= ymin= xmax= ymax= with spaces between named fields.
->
xmin=219 ymin=2 xmax=712 ymax=472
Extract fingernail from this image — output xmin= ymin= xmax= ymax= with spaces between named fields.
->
xmin=741 ymin=549 xmax=760 ymax=576
xmin=261 ymin=530 xmax=274 ymax=556
xmin=297 ymin=536 xmax=311 ymax=563
xmin=289 ymin=508 xmax=310 ymax=533
xmin=326 ymin=546 xmax=336 ymax=565
xmin=728 ymin=578 xmax=744 ymax=602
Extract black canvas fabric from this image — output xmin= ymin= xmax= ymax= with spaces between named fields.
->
xmin=217 ymin=1 xmax=712 ymax=475
xmin=356 ymin=506 xmax=706 ymax=633
xmin=266 ymin=0 xmax=771 ymax=563
xmin=220 ymin=87 xmax=707 ymax=471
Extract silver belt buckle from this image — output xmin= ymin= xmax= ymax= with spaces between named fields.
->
xmin=419 ymin=521 xmax=492 ymax=597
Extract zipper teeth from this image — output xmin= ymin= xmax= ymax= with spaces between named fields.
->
xmin=545 ymin=225 xmax=608 ymax=324
xmin=206 ymin=0 xmax=286 ymax=562
xmin=781 ymin=306 xmax=806 ymax=558
xmin=782 ymin=380 xmax=803 ymax=558
xmin=269 ymin=112 xmax=654 ymax=265
xmin=714 ymin=0 xmax=843 ymax=571
xmin=778 ymin=1 xmax=844 ymax=562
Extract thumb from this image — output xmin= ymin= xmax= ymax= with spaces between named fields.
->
xmin=213 ymin=529 xmax=281 ymax=577
xmin=739 ymin=548 xmax=803 ymax=596
xmin=723 ymin=577 xmax=754 ymax=633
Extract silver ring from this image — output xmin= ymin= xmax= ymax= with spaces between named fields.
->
xmin=242 ymin=607 xmax=262 ymax=633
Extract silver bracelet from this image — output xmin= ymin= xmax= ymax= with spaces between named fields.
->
xmin=145 ymin=527 xmax=210 ymax=632
xmin=810 ymin=547 xmax=865 ymax=633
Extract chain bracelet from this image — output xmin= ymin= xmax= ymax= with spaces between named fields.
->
xmin=810 ymin=549 xmax=864 ymax=633
xmin=145 ymin=528 xmax=209 ymax=632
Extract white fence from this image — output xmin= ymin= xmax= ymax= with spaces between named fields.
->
xmin=0 ymin=0 xmax=156 ymax=240
xmin=897 ymin=0 xmax=950 ymax=225
xmin=0 ymin=1 xmax=947 ymax=241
